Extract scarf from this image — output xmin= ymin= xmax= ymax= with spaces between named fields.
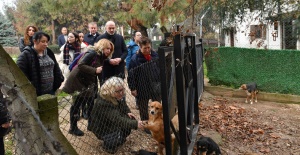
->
xmin=144 ymin=54 xmax=151 ymax=61
xmin=63 ymin=42 xmax=81 ymax=65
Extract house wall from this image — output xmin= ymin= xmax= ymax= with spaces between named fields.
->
xmin=224 ymin=10 xmax=299 ymax=50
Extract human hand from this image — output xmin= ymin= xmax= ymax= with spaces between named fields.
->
xmin=131 ymin=90 xmax=137 ymax=97
xmin=1 ymin=122 xmax=11 ymax=128
xmin=96 ymin=66 xmax=102 ymax=74
xmin=138 ymin=121 xmax=144 ymax=129
xmin=128 ymin=113 xmax=136 ymax=120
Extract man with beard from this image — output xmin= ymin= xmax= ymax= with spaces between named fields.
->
xmin=96 ymin=21 xmax=127 ymax=82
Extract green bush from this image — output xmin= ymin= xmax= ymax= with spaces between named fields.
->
xmin=48 ymin=45 xmax=60 ymax=54
xmin=205 ymin=47 xmax=300 ymax=95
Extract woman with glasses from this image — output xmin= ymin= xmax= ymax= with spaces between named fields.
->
xmin=88 ymin=76 xmax=144 ymax=154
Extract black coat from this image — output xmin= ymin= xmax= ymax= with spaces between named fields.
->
xmin=19 ymin=37 xmax=33 ymax=52
xmin=128 ymin=50 xmax=160 ymax=99
xmin=57 ymin=34 xmax=66 ymax=48
xmin=84 ymin=32 xmax=100 ymax=46
xmin=0 ymin=96 xmax=11 ymax=137
xmin=97 ymin=32 xmax=128 ymax=80
xmin=16 ymin=46 xmax=64 ymax=96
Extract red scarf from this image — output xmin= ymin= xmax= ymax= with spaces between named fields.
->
xmin=144 ymin=54 xmax=151 ymax=61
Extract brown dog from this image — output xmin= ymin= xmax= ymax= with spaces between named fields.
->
xmin=239 ymin=82 xmax=258 ymax=104
xmin=143 ymin=101 xmax=165 ymax=154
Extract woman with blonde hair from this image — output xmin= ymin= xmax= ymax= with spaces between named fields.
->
xmin=63 ymin=39 xmax=114 ymax=136
xmin=89 ymin=77 xmax=144 ymax=153
xmin=19 ymin=25 xmax=38 ymax=52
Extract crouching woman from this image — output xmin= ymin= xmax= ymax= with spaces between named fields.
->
xmin=88 ymin=77 xmax=144 ymax=154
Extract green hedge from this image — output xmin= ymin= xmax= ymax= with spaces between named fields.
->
xmin=48 ymin=45 xmax=60 ymax=54
xmin=205 ymin=47 xmax=300 ymax=95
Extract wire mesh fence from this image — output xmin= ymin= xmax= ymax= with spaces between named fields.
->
xmin=1 ymin=55 xmax=175 ymax=155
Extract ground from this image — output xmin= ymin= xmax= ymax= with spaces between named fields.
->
xmin=200 ymin=91 xmax=300 ymax=155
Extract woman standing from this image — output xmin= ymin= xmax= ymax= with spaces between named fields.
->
xmin=128 ymin=37 xmax=161 ymax=121
xmin=58 ymin=32 xmax=87 ymax=79
xmin=125 ymin=31 xmax=142 ymax=69
xmin=19 ymin=25 xmax=38 ymax=52
xmin=17 ymin=31 xmax=64 ymax=96
xmin=62 ymin=39 xmax=114 ymax=136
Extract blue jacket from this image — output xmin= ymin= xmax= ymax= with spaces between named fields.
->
xmin=58 ymin=34 xmax=66 ymax=48
xmin=125 ymin=39 xmax=139 ymax=69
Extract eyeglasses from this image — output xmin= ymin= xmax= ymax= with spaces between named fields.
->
xmin=115 ymin=88 xmax=125 ymax=93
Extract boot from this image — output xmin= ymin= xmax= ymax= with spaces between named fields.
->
xmin=69 ymin=113 xmax=84 ymax=136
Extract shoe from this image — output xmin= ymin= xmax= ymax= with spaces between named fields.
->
xmin=69 ymin=128 xmax=84 ymax=136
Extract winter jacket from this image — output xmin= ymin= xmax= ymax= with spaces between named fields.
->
xmin=84 ymin=32 xmax=100 ymax=46
xmin=97 ymin=32 xmax=128 ymax=80
xmin=58 ymin=42 xmax=88 ymax=79
xmin=127 ymin=50 xmax=160 ymax=99
xmin=16 ymin=46 xmax=64 ymax=96
xmin=125 ymin=39 xmax=139 ymax=69
xmin=62 ymin=50 xmax=109 ymax=96
xmin=19 ymin=37 xmax=33 ymax=52
xmin=0 ymin=93 xmax=11 ymax=137
xmin=89 ymin=96 xmax=137 ymax=139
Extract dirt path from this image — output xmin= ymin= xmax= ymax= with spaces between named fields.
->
xmin=200 ymin=91 xmax=300 ymax=155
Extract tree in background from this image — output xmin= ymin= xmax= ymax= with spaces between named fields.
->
xmin=0 ymin=13 xmax=18 ymax=47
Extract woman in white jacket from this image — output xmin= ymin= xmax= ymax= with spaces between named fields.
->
xmin=58 ymin=32 xmax=88 ymax=79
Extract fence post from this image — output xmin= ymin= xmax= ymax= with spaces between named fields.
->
xmin=37 ymin=94 xmax=77 ymax=155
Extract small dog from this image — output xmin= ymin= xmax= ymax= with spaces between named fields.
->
xmin=143 ymin=101 xmax=165 ymax=155
xmin=239 ymin=82 xmax=258 ymax=104
xmin=197 ymin=136 xmax=221 ymax=155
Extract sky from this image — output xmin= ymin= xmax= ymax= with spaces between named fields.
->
xmin=0 ymin=0 xmax=15 ymax=15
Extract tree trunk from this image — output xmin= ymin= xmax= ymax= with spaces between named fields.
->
xmin=51 ymin=20 xmax=56 ymax=45
xmin=127 ymin=19 xmax=148 ymax=37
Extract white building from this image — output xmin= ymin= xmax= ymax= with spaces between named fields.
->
xmin=224 ymin=2 xmax=300 ymax=50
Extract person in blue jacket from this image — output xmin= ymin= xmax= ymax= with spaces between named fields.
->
xmin=125 ymin=31 xmax=142 ymax=69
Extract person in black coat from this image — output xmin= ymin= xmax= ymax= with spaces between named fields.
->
xmin=127 ymin=37 xmax=161 ymax=121
xmin=96 ymin=21 xmax=128 ymax=81
xmin=19 ymin=25 xmax=38 ymax=52
xmin=57 ymin=27 xmax=68 ymax=48
xmin=16 ymin=31 xmax=64 ymax=96
xmin=0 ymin=88 xmax=11 ymax=155
xmin=84 ymin=22 xmax=100 ymax=46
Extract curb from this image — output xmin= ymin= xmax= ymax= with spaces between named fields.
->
xmin=204 ymin=86 xmax=300 ymax=104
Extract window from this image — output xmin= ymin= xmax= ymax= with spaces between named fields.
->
xmin=250 ymin=24 xmax=266 ymax=39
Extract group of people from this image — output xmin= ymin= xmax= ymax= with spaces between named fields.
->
xmin=14 ymin=20 xmax=161 ymax=154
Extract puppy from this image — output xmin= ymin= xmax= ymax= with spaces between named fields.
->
xmin=197 ymin=136 xmax=221 ymax=155
xmin=143 ymin=101 xmax=165 ymax=155
xmin=239 ymin=82 xmax=258 ymax=104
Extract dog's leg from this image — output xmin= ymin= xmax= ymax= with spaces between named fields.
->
xmin=255 ymin=92 xmax=258 ymax=103
xmin=250 ymin=92 xmax=254 ymax=104
xmin=245 ymin=95 xmax=249 ymax=103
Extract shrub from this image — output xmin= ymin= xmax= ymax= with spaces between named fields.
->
xmin=48 ymin=45 xmax=60 ymax=54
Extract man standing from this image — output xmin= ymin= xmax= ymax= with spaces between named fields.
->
xmin=84 ymin=22 xmax=100 ymax=46
xmin=57 ymin=27 xmax=68 ymax=48
xmin=97 ymin=21 xmax=127 ymax=81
